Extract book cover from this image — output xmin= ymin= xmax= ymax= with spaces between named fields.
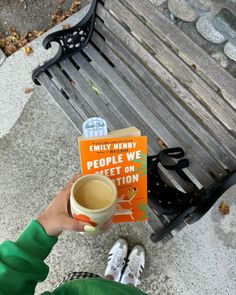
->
xmin=78 ymin=136 xmax=148 ymax=223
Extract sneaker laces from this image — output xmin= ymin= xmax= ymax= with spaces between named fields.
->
xmin=108 ymin=249 xmax=125 ymax=271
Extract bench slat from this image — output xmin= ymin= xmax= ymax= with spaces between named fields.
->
xmin=38 ymin=73 xmax=84 ymax=130
xmin=87 ymin=36 xmax=229 ymax=178
xmin=82 ymin=43 xmax=216 ymax=186
xmin=96 ymin=5 xmax=236 ymax=158
xmin=49 ymin=64 xmax=125 ymax=131
xmin=62 ymin=54 xmax=198 ymax=190
xmin=42 ymin=58 xmax=195 ymax=188
xmin=48 ymin=66 xmax=97 ymax=120
xmin=118 ymin=0 xmax=236 ymax=109
xmin=93 ymin=22 xmax=236 ymax=169
xmin=67 ymin=53 xmax=159 ymax=153
xmin=48 ymin=62 xmax=158 ymax=152
xmin=87 ymin=37 xmax=229 ymax=177
xmin=104 ymin=0 xmax=236 ymax=131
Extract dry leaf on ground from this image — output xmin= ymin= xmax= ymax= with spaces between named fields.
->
xmin=0 ymin=28 xmax=45 ymax=56
xmin=5 ymin=44 xmax=17 ymax=55
xmin=18 ymin=38 xmax=28 ymax=47
xmin=219 ymin=201 xmax=229 ymax=215
xmin=23 ymin=46 xmax=33 ymax=55
xmin=24 ymin=88 xmax=33 ymax=94
xmin=50 ymin=0 xmax=81 ymax=25
xmin=0 ymin=0 xmax=81 ymax=56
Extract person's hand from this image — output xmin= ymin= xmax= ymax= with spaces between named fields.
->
xmin=37 ymin=173 xmax=91 ymax=237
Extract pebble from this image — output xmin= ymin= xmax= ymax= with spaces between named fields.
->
xmin=211 ymin=51 xmax=229 ymax=68
xmin=196 ymin=13 xmax=226 ymax=44
xmin=213 ymin=8 xmax=236 ymax=40
xmin=224 ymin=41 xmax=236 ymax=62
xmin=188 ymin=0 xmax=211 ymax=13
xmin=168 ymin=0 xmax=198 ymax=22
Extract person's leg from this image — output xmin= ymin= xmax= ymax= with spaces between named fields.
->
xmin=120 ymin=245 xmax=145 ymax=287
xmin=104 ymin=239 xmax=128 ymax=282
xmin=104 ymin=274 xmax=114 ymax=281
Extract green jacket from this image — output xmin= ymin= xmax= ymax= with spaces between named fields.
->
xmin=0 ymin=221 xmax=146 ymax=295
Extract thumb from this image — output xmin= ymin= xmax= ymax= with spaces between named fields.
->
xmin=62 ymin=216 xmax=95 ymax=232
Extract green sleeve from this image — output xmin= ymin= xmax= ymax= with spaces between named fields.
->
xmin=0 ymin=220 xmax=57 ymax=295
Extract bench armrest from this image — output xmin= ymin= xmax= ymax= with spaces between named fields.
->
xmin=32 ymin=0 xmax=97 ymax=85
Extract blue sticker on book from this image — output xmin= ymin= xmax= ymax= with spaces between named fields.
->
xmin=82 ymin=117 xmax=108 ymax=137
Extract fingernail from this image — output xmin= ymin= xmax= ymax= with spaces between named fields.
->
xmin=84 ymin=225 xmax=96 ymax=232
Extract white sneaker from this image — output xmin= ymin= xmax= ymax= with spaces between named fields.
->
xmin=120 ymin=245 xmax=145 ymax=287
xmin=104 ymin=238 xmax=128 ymax=282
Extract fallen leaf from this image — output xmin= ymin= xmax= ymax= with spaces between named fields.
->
xmin=5 ymin=44 xmax=17 ymax=56
xmin=23 ymin=46 xmax=33 ymax=55
xmin=62 ymin=24 xmax=71 ymax=30
xmin=157 ymin=138 xmax=167 ymax=149
xmin=65 ymin=11 xmax=72 ymax=17
xmin=50 ymin=0 xmax=81 ymax=25
xmin=18 ymin=38 xmax=28 ymax=47
xmin=34 ymin=30 xmax=44 ymax=37
xmin=9 ymin=36 xmax=18 ymax=43
xmin=0 ymin=0 xmax=81 ymax=56
xmin=24 ymin=88 xmax=33 ymax=94
xmin=88 ymin=80 xmax=101 ymax=95
xmin=219 ymin=201 xmax=229 ymax=215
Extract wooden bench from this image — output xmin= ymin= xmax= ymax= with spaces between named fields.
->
xmin=33 ymin=0 xmax=236 ymax=243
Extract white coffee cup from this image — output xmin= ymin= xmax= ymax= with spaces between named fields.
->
xmin=70 ymin=174 xmax=117 ymax=236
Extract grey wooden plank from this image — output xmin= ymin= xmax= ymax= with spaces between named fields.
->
xmin=62 ymin=54 xmax=204 ymax=188
xmin=48 ymin=65 xmax=97 ymax=120
xmin=109 ymin=0 xmax=236 ymax=110
xmin=59 ymin=58 xmax=159 ymax=154
xmin=62 ymin=55 xmax=165 ymax=143
xmin=62 ymin=57 xmax=139 ymax=131
xmin=92 ymin=24 xmax=236 ymax=169
xmin=52 ymin=61 xmax=126 ymax=132
xmin=70 ymin=53 xmax=159 ymax=152
xmin=103 ymin=0 xmax=236 ymax=131
xmin=40 ymin=64 xmax=196 ymax=188
xmin=96 ymin=6 xmax=236 ymax=156
xmin=82 ymin=43 xmax=215 ymax=186
xmin=38 ymin=73 xmax=84 ymax=130
xmin=89 ymin=37 xmax=230 ymax=177
xmin=88 ymin=36 xmax=230 ymax=176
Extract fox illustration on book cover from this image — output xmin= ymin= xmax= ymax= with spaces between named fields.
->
xmin=78 ymin=136 xmax=148 ymax=223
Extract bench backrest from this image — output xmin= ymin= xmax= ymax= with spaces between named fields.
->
xmin=32 ymin=0 xmax=236 ymax=190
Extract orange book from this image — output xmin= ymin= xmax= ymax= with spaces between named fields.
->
xmin=78 ymin=135 xmax=148 ymax=223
